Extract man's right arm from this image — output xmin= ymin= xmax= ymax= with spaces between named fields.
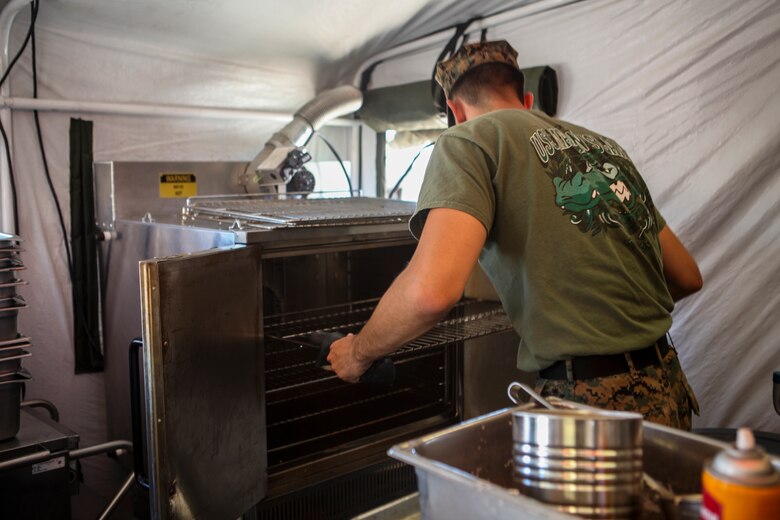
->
xmin=327 ymin=207 xmax=487 ymax=382
xmin=659 ymin=226 xmax=703 ymax=301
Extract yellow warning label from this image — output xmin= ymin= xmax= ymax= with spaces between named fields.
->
xmin=159 ymin=173 xmax=197 ymax=198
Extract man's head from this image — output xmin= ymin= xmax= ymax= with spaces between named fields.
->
xmin=435 ymin=40 xmax=529 ymax=124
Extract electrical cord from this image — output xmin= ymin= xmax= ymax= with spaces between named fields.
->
xmin=315 ymin=132 xmax=354 ymax=196
xmin=31 ymin=3 xmax=73 ymax=276
xmin=0 ymin=0 xmax=40 ymax=235
xmin=0 ymin=0 xmax=38 ymax=86
xmin=388 ymin=141 xmax=435 ymax=199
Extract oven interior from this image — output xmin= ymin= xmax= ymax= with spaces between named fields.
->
xmin=256 ymin=242 xmax=512 ymax=516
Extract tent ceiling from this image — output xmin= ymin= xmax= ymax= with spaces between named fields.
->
xmin=36 ymin=0 xmax=543 ymax=91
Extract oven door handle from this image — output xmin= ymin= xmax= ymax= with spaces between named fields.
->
xmin=129 ymin=337 xmax=150 ymax=490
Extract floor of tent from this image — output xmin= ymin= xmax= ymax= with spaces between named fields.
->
xmin=71 ymin=482 xmax=139 ymax=520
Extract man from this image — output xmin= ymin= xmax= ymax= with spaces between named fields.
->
xmin=329 ymin=40 xmax=702 ymax=429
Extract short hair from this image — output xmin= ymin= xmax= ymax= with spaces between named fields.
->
xmin=449 ymin=62 xmax=525 ymax=106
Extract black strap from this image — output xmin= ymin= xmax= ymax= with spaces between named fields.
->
xmin=359 ymin=59 xmax=384 ymax=93
xmin=430 ymin=17 xmax=482 ymax=111
xmin=70 ymin=118 xmax=103 ymax=373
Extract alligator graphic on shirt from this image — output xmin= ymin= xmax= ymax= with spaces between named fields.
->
xmin=540 ymin=143 xmax=657 ymax=247
xmin=552 ymin=161 xmax=636 ymax=212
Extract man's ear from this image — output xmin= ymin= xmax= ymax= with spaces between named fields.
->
xmin=523 ymin=92 xmax=534 ymax=110
xmin=446 ymin=98 xmax=467 ymax=124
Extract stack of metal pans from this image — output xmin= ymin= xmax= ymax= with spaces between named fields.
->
xmin=0 ymin=232 xmax=31 ymax=441
xmin=512 ymin=408 xmax=644 ymax=519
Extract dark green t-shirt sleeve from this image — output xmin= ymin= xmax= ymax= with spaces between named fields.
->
xmin=409 ymin=134 xmax=496 ymax=240
xmin=655 ymin=207 xmax=666 ymax=232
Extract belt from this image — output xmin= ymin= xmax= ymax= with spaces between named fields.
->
xmin=539 ymin=336 xmax=671 ymax=381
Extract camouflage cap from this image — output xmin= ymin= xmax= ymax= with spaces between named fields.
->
xmin=435 ymin=40 xmax=520 ymax=98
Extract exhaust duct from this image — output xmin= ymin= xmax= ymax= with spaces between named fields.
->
xmin=242 ymin=85 xmax=363 ymax=189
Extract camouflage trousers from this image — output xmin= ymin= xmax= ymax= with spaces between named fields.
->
xmin=536 ymin=345 xmax=700 ymax=430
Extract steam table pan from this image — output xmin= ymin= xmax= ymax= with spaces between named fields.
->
xmin=389 ymin=405 xmax=780 ymax=520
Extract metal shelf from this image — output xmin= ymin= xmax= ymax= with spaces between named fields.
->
xmin=263 ymin=298 xmax=512 ymax=394
xmin=261 ymin=298 xmax=512 ymax=469
xmin=398 ymin=309 xmax=512 ymax=355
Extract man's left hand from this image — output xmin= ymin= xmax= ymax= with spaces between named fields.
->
xmin=327 ymin=333 xmax=373 ymax=383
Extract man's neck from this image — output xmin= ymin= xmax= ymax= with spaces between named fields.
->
xmin=466 ymin=97 xmax=524 ymax=120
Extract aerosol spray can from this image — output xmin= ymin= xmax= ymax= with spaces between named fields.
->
xmin=700 ymin=427 xmax=780 ymax=520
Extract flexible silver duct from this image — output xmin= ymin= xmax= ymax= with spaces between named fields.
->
xmin=242 ymin=85 xmax=363 ymax=188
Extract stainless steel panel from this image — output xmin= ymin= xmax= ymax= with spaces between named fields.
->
xmin=141 ymin=246 xmax=266 ymax=519
xmin=462 ymin=265 xmax=530 ymax=420
xmin=102 ymin=221 xmax=235 ymax=444
xmin=463 ymin=331 xmax=531 ymax=419
xmin=95 ymin=161 xmax=249 ymax=224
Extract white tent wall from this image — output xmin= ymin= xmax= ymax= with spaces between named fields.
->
xmin=369 ymin=0 xmax=780 ymax=434
xmin=1 ymin=0 xmax=779 ymax=507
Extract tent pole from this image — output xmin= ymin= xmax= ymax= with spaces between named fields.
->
xmin=0 ymin=0 xmax=31 ymax=232
xmin=0 ymin=95 xmax=360 ymax=126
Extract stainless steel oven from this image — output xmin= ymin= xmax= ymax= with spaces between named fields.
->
xmin=95 ymin=162 xmax=526 ymax=519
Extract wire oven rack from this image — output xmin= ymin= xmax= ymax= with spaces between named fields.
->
xmin=263 ymin=299 xmax=513 ymax=393
xmin=183 ymin=194 xmax=416 ymax=229
xmin=263 ymin=299 xmax=513 ymax=466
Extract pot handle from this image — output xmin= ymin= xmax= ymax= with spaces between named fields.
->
xmin=507 ymin=381 xmax=555 ymax=409
xmin=507 ymin=382 xmax=614 ymax=413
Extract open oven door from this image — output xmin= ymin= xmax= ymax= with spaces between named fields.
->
xmin=139 ymin=245 xmax=266 ymax=519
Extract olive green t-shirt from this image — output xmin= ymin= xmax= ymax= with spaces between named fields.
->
xmin=410 ymin=109 xmax=674 ymax=372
